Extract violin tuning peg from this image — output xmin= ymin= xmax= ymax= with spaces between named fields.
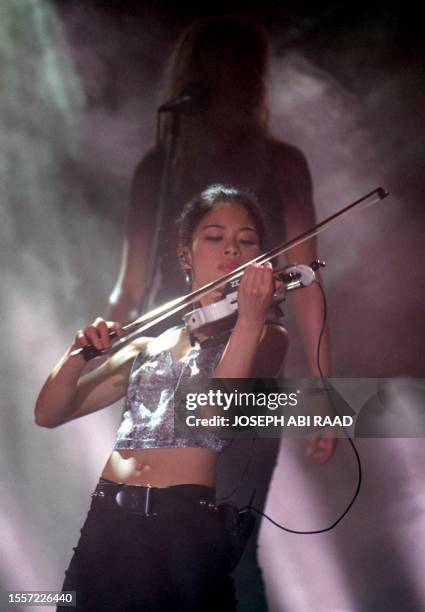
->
xmin=310 ymin=259 xmax=326 ymax=270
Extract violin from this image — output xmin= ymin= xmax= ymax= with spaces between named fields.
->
xmin=183 ymin=260 xmax=325 ymax=335
xmin=71 ymin=187 xmax=388 ymax=361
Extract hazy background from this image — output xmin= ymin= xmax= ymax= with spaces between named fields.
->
xmin=1 ymin=1 xmax=424 ymax=610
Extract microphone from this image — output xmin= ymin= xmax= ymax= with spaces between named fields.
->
xmin=158 ymin=82 xmax=209 ymax=115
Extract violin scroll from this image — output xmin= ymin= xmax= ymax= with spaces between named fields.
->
xmin=276 ymin=260 xmax=325 ymax=292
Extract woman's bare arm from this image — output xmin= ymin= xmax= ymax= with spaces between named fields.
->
xmin=213 ymin=264 xmax=287 ymax=379
xmin=274 ymin=142 xmax=331 ymax=377
xmin=108 ymin=150 xmax=161 ymax=324
xmin=35 ymin=319 xmax=148 ymax=428
xmin=274 ymin=142 xmax=335 ymax=462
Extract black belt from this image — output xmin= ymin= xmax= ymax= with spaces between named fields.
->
xmin=91 ymin=479 xmax=218 ymax=517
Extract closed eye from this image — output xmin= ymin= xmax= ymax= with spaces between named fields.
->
xmin=204 ymin=235 xmax=258 ymax=245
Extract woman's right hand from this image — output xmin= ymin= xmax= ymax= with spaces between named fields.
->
xmin=36 ymin=318 xmax=131 ymax=427
xmin=73 ymin=317 xmax=124 ymax=353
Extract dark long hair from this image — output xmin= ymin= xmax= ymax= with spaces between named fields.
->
xmin=177 ymin=184 xmax=266 ymax=249
xmin=159 ymin=16 xmax=270 ymax=199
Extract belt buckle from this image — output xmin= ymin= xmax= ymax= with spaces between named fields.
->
xmin=115 ymin=485 xmax=157 ymax=517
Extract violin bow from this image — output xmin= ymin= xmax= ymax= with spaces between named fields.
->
xmin=73 ymin=187 xmax=389 ymax=359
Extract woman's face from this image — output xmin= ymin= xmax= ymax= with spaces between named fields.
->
xmin=182 ymin=202 xmax=261 ymax=304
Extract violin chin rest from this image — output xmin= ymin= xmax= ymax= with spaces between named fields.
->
xmin=183 ymin=292 xmax=238 ymax=333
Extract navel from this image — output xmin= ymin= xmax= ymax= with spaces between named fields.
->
xmin=135 ymin=463 xmax=152 ymax=474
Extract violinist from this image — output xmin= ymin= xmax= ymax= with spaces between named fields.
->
xmin=35 ymin=185 xmax=288 ymax=611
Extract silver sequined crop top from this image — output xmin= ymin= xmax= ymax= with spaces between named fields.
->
xmin=114 ymin=328 xmax=230 ymax=452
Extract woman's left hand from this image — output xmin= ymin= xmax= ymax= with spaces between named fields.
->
xmin=305 ymin=429 xmax=337 ymax=464
xmin=237 ymin=263 xmax=275 ymax=325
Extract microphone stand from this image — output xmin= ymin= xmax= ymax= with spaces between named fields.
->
xmin=141 ymin=110 xmax=180 ymax=312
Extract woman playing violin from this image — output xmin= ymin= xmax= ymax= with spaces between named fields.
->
xmin=35 ymin=185 xmax=288 ymax=611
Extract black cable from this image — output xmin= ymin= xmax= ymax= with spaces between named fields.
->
xmin=156 ymin=110 xmax=161 ymax=149
xmin=244 ymin=280 xmax=362 ymax=534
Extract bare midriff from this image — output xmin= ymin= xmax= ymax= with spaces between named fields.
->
xmin=101 ymin=447 xmax=219 ymax=487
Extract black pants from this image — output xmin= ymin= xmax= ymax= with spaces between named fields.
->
xmin=58 ymin=482 xmax=236 ymax=612
xmin=216 ymin=437 xmax=280 ymax=611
